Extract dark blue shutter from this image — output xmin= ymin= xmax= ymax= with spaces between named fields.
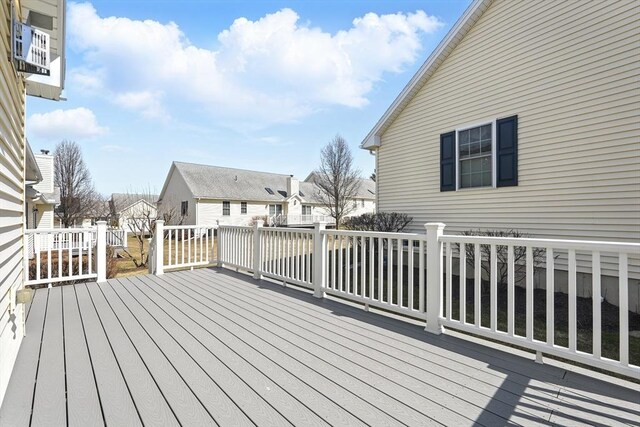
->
xmin=496 ymin=115 xmax=518 ymax=187
xmin=440 ymin=131 xmax=456 ymax=191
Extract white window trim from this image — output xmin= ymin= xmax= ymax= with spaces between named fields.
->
xmin=454 ymin=118 xmax=497 ymax=191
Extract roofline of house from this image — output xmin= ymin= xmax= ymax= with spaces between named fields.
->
xmin=359 ymin=0 xmax=492 ymax=150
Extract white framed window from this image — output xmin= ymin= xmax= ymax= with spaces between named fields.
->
xmin=302 ymin=205 xmax=312 ymax=215
xmin=456 ymin=120 xmax=496 ymax=189
xmin=222 ymin=201 xmax=230 ymax=216
xmin=241 ymin=202 xmax=247 ymax=214
xmin=268 ymin=204 xmax=283 ymax=216
xmin=181 ymin=201 xmax=188 ymax=216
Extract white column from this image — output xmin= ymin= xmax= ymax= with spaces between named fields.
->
xmin=425 ymin=222 xmax=446 ymax=334
xmin=155 ymin=220 xmax=164 ymax=276
xmin=313 ymin=222 xmax=327 ymax=298
xmin=96 ymin=221 xmax=107 ymax=283
xmin=253 ymin=222 xmax=263 ymax=279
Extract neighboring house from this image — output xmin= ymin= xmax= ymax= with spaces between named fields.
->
xmin=360 ymin=0 xmax=639 ymax=307
xmin=109 ymin=193 xmax=159 ymax=232
xmin=361 ymin=0 xmax=640 ymax=244
xmin=0 ymin=0 xmax=66 ymax=405
xmin=25 ymin=148 xmax=60 ymax=230
xmin=158 ymin=162 xmax=375 ymax=227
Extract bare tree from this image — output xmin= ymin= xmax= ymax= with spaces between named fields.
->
xmin=313 ymin=134 xmax=361 ymax=228
xmin=54 ymin=140 xmax=99 ymax=227
xmin=115 ymin=188 xmax=159 ymax=268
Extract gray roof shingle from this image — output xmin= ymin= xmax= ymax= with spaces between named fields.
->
xmin=171 ymin=161 xmax=375 ymax=203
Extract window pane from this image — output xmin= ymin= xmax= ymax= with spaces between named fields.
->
xmin=481 ymin=124 xmax=492 ymax=140
xmin=459 ymin=142 xmax=469 ymax=158
xmin=480 ymin=139 xmax=492 ymax=154
xmin=482 ymin=170 xmax=492 ymax=187
xmin=481 ymin=156 xmax=492 ymax=173
xmin=470 ymin=126 xmax=480 ymax=142
xmin=469 ymin=141 xmax=480 ymax=156
xmin=460 ymin=174 xmax=471 ymax=188
xmin=460 ymin=160 xmax=470 ymax=174
xmin=459 ymin=130 xmax=469 ymax=144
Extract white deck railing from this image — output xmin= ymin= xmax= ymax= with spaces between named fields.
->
xmin=148 ymin=221 xmax=640 ymax=378
xmin=106 ymin=228 xmax=127 ymax=248
xmin=25 ymin=225 xmax=106 ymax=286
xmin=149 ymin=222 xmax=217 ymax=274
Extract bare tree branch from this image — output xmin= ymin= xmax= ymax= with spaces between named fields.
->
xmin=313 ymin=134 xmax=361 ymax=228
xmin=54 ymin=140 xmax=99 ymax=227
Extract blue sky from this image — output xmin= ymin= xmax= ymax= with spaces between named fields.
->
xmin=27 ymin=0 xmax=471 ymax=195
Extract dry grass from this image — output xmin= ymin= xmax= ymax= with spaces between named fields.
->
xmin=114 ymin=234 xmax=217 ymax=278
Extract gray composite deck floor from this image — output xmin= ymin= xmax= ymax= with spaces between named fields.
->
xmin=1 ymin=268 xmax=638 ymax=426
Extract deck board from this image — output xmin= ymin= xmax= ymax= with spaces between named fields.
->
xmin=97 ymin=281 xmax=215 ymax=426
xmin=185 ymin=270 xmax=549 ymax=425
xmin=126 ymin=275 xmax=293 ymax=426
xmin=166 ymin=271 xmax=476 ymax=425
xmin=31 ymin=291 xmax=67 ymax=427
xmin=61 ymin=286 xmax=102 ymax=427
xmin=109 ymin=278 xmax=251 ymax=426
xmin=84 ymin=282 xmax=179 ymax=426
xmin=134 ymin=275 xmax=331 ymax=427
xmin=2 ymin=267 xmax=639 ymax=427
xmin=73 ymin=283 xmax=141 ymax=426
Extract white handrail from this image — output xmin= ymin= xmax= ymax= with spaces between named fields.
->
xmin=25 ymin=225 xmax=105 ymax=286
xmin=440 ymin=235 xmax=640 ymax=253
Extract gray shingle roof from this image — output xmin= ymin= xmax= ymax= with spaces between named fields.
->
xmin=110 ymin=193 xmax=159 ymax=213
xmin=171 ymin=161 xmax=375 ymax=202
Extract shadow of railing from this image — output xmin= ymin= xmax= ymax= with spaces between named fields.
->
xmin=210 ymin=267 xmax=640 ymax=425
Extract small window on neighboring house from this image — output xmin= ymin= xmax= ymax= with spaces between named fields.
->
xmin=361 ymin=199 xmax=365 ymax=207
xmin=440 ymin=115 xmax=518 ymax=192
xmin=223 ymin=201 xmax=230 ymax=216
xmin=302 ymin=205 xmax=311 ymax=215
xmin=241 ymin=202 xmax=247 ymax=214
xmin=181 ymin=201 xmax=188 ymax=216
xmin=265 ymin=187 xmax=274 ymax=195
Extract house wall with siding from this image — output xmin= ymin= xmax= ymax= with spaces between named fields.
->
xmin=159 ymin=167 xmax=196 ymax=225
xmin=33 ymin=154 xmax=53 ymax=193
xmin=197 ymin=200 xmax=271 ymax=226
xmin=118 ymin=201 xmax=158 ymax=233
xmin=376 ymin=0 xmax=640 ymax=283
xmin=0 ymin=0 xmax=26 ymax=405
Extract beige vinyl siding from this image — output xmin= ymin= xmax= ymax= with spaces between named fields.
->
xmin=197 ymin=200 xmax=268 ymax=226
xmin=33 ymin=154 xmax=53 ymax=193
xmin=378 ymin=0 xmax=639 ymax=241
xmin=0 ymin=0 xmax=25 ymax=405
xmin=160 ymin=167 xmax=196 ymax=225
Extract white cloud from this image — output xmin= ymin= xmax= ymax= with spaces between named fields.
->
xmin=68 ymin=3 xmax=443 ymax=125
xmin=28 ymin=107 xmax=108 ymax=140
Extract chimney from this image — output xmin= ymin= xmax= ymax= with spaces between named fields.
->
xmin=287 ymin=175 xmax=299 ymax=197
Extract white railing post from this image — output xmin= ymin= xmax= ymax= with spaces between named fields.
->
xmin=96 ymin=221 xmax=107 ymax=283
xmin=425 ymin=222 xmax=446 ymax=334
xmin=123 ymin=229 xmax=128 ymax=248
xmin=154 ymin=220 xmax=164 ymax=276
xmin=253 ymin=222 xmax=263 ymax=279
xmin=313 ymin=222 xmax=327 ymax=298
